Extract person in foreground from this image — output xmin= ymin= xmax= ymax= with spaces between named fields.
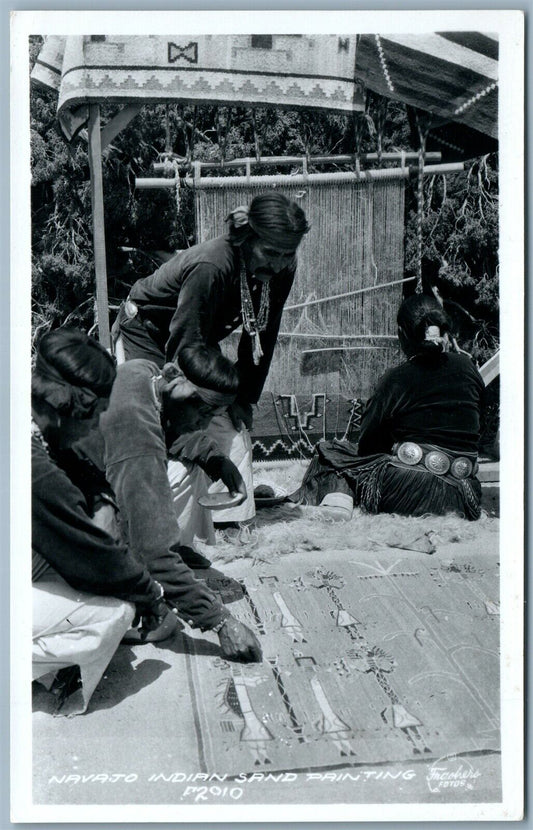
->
xmin=97 ymin=345 xmax=257 ymax=601
xmin=297 ymin=294 xmax=485 ymax=521
xmin=32 ymin=328 xmax=172 ymax=715
xmin=32 ymin=330 xmax=262 ymax=716
xmin=97 ymin=343 xmax=263 ymax=658
xmin=113 ymin=191 xmax=310 ymax=526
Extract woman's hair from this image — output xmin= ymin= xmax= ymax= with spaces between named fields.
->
xmin=178 ymin=344 xmax=239 ymax=395
xmin=226 ymin=192 xmax=310 ymax=248
xmin=32 ymin=327 xmax=116 ymax=417
xmin=397 ymin=294 xmax=451 ymax=359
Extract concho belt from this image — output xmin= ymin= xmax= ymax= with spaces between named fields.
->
xmin=392 ymin=442 xmax=478 ymax=480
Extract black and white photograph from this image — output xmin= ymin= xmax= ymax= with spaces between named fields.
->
xmin=10 ymin=10 xmax=524 ymax=823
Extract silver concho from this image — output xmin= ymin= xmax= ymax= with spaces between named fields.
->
xmin=397 ymin=442 xmax=423 ymax=465
xmin=124 ymin=298 xmax=139 ymax=320
xmin=450 ymin=457 xmax=473 ymax=479
xmin=424 ymin=450 xmax=450 ymax=475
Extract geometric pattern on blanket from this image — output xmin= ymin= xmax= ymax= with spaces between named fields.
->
xmin=185 ymin=550 xmax=500 ymax=775
xmin=252 ymin=394 xmax=365 ymax=461
xmin=31 ymin=35 xmax=365 ymax=142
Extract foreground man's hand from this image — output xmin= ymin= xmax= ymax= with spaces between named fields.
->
xmin=204 ymin=455 xmax=247 ymax=501
xmin=217 ymin=616 xmax=262 ymax=662
xmin=140 ymin=599 xmax=175 ymax=638
xmin=124 ymin=598 xmax=178 ymax=644
xmin=217 ymin=458 xmax=247 ymax=499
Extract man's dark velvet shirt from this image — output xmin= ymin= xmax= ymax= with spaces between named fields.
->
xmin=129 ymin=235 xmax=296 ymax=406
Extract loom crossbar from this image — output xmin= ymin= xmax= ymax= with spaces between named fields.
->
xmin=135 ymin=162 xmax=464 ymax=190
xmin=277 ymin=333 xmax=397 ymax=340
xmin=302 ymin=346 xmax=390 ymax=353
xmin=152 ymin=151 xmax=442 ymax=174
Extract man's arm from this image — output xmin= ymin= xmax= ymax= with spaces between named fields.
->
xmin=106 ymin=451 xmax=260 ymax=659
xmin=105 ymin=444 xmax=244 ymax=627
xmin=99 ymin=364 xmax=229 ymax=628
xmin=32 ymin=442 xmax=162 ymax=612
xmin=165 ymin=265 xmax=224 ymax=363
xmin=168 ymin=431 xmax=246 ymax=499
xmin=99 ymin=360 xmax=260 ymax=660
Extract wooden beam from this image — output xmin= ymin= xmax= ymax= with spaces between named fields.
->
xmin=302 ymin=346 xmax=389 ymax=354
xmin=277 ymin=332 xmax=397 ymax=340
xmin=136 ymin=162 xmax=463 ymax=191
xmin=479 ymin=350 xmax=500 ymax=387
xmin=87 ymin=104 xmax=111 ymax=349
xmin=101 ymin=103 xmax=143 ymax=152
xmin=284 ymin=277 xmax=417 ymax=312
xmin=152 ymin=150 xmax=442 ymax=172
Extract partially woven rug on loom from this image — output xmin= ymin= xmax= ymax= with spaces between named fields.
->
xmin=251 ymin=394 xmax=364 ymax=461
xmin=184 ymin=548 xmax=500 ymax=775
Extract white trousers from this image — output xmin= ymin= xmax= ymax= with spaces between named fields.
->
xmin=33 ymin=571 xmax=134 ymax=715
xmin=168 ymin=412 xmax=256 ymax=546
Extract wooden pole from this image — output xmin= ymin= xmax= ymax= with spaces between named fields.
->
xmin=284 ymin=276 xmax=417 ymax=312
xmin=87 ymin=104 xmax=111 ymax=349
xmin=302 ymin=346 xmax=390 ymax=353
xmin=187 ymin=163 xmax=465 ymax=189
xmin=135 ymin=162 xmax=464 ymax=190
xmin=480 ymin=350 xmax=500 ymax=387
xmin=152 ymin=150 xmax=442 ymax=173
xmin=277 ymin=332 xmax=398 ymax=340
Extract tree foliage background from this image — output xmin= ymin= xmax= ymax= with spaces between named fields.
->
xmin=30 ymin=35 xmax=499 ymax=367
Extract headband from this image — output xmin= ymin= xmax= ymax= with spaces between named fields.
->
xmin=34 ymin=353 xmax=101 ymax=418
xmin=193 ymin=384 xmax=236 ymax=407
xmin=161 ymin=364 xmax=236 ymax=408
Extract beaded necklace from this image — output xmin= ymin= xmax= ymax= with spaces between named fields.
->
xmin=239 ymin=261 xmax=271 ymax=365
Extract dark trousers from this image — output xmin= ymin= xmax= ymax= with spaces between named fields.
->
xmin=113 ymin=303 xmax=167 ymax=367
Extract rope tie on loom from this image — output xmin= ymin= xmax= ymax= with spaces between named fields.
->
xmin=353 ymin=111 xmax=364 ymax=178
xmin=250 ymin=110 xmax=261 ymax=163
xmin=414 ymin=110 xmax=431 ymax=294
xmin=374 ymin=95 xmax=389 ymax=166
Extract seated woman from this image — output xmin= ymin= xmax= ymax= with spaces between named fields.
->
xmin=32 ymin=328 xmax=171 ymax=715
xmin=297 ymin=294 xmax=485 ymax=521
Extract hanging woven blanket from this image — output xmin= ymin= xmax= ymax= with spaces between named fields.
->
xmin=30 ymin=34 xmax=365 ymax=141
